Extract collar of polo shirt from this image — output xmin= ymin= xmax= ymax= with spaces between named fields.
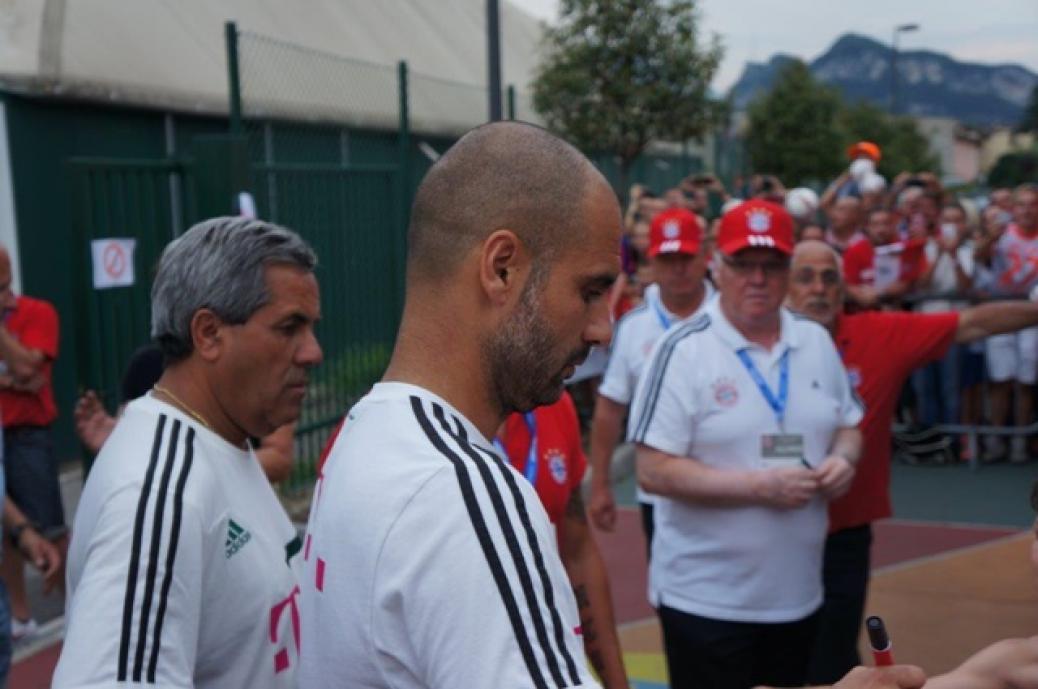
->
xmin=710 ymin=303 xmax=804 ymax=353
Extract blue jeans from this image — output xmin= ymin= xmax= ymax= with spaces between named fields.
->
xmin=912 ymin=344 xmax=962 ymax=426
xmin=0 ymin=575 xmax=10 ymax=688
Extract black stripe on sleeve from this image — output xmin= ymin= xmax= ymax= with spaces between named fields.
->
xmin=147 ymin=426 xmax=196 ymax=682
xmin=118 ymin=414 xmax=168 ymax=681
xmin=409 ymin=397 xmax=551 ymax=689
xmin=631 ymin=316 xmax=710 ymax=443
xmin=432 ymin=404 xmax=573 ymax=687
xmin=132 ymin=419 xmax=182 ymax=681
xmin=467 ymin=439 xmax=584 ymax=686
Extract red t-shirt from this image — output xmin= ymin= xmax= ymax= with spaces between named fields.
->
xmin=497 ymin=392 xmax=587 ymax=525
xmin=843 ymin=238 xmax=927 ymax=288
xmin=0 ymin=295 xmax=59 ymax=427
xmin=828 ymin=311 xmax=958 ymax=532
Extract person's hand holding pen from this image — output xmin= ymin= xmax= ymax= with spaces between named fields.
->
xmin=755 ymin=666 xmax=926 ymax=689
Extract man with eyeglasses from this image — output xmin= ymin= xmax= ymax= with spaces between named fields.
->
xmin=628 ymin=200 xmax=864 ymax=689
xmin=786 ymin=239 xmax=1038 ymax=685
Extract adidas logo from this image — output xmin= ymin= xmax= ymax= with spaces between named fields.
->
xmin=225 ymin=518 xmax=252 ymax=559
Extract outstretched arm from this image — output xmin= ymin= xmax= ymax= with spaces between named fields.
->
xmin=957 ymin=301 xmax=1038 ymax=344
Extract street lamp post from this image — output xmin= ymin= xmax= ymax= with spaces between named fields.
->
xmin=487 ymin=0 xmax=503 ymax=121
xmin=890 ymin=23 xmax=920 ymax=115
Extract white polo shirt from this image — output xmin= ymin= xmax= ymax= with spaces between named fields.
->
xmin=598 ymin=281 xmax=715 ymax=505
xmin=298 ymin=382 xmax=598 ymax=689
xmin=54 ymin=396 xmax=302 ymax=689
xmin=628 ymin=300 xmax=863 ymax=623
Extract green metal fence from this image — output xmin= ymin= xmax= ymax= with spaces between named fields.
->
xmin=60 ymin=23 xmax=736 ymax=491
xmin=234 ymin=26 xmax=412 ymax=492
xmin=67 ymin=158 xmax=196 ymax=420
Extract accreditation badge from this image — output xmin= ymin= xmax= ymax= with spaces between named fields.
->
xmin=760 ymin=433 xmax=806 ymax=469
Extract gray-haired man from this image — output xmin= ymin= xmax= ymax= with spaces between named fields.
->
xmin=54 ymin=217 xmax=322 ymax=689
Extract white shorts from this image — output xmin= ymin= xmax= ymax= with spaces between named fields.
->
xmin=985 ymin=326 xmax=1038 ymax=383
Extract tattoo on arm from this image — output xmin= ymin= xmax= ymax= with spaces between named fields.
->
xmin=573 ymin=584 xmax=604 ymax=674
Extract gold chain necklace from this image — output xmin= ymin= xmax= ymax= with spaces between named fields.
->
xmin=152 ymin=384 xmax=212 ymax=430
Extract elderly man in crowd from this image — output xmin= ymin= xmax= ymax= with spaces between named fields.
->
xmin=54 ymin=217 xmax=322 ymax=688
xmin=787 ymin=238 xmax=1038 ymax=684
xmin=629 ymin=200 xmax=864 ymax=689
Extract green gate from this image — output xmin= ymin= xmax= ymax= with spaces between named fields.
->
xmin=67 ymin=150 xmax=404 ymax=493
xmin=68 ymin=157 xmax=195 ymax=417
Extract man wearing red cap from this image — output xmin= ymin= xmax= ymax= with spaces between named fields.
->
xmin=588 ymin=207 xmax=714 ymax=549
xmin=628 ymin=200 xmax=864 ymax=689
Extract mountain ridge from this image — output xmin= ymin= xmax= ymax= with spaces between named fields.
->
xmin=729 ymin=33 xmax=1037 ymax=127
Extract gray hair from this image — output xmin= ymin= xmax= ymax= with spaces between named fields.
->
xmin=151 ymin=216 xmax=317 ymax=362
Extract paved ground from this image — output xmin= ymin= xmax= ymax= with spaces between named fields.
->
xmin=11 ymin=452 xmax=1038 ymax=687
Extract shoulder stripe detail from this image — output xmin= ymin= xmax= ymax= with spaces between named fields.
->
xmin=434 ymin=405 xmax=580 ymax=686
xmin=631 ymin=315 xmax=711 ymax=443
xmin=118 ymin=414 xmax=167 ymax=681
xmin=147 ymin=426 xmax=195 ymax=682
xmin=473 ymin=442 xmax=583 ymax=685
xmin=132 ymin=418 xmax=182 ymax=682
xmin=409 ymin=397 xmax=551 ymax=689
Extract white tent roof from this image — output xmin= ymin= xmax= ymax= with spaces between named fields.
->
xmin=0 ymin=0 xmax=544 ymax=134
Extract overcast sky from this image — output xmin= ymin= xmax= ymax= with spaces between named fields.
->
xmin=512 ymin=0 xmax=1038 ymax=92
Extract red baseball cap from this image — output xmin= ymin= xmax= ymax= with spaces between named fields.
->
xmin=717 ymin=199 xmax=794 ymax=256
xmin=648 ymin=208 xmax=702 ymax=257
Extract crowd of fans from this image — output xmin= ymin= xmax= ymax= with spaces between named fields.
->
xmin=611 ymin=144 xmax=1038 ymax=465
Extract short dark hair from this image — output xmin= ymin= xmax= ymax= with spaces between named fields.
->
xmin=406 ymin=122 xmax=600 ymax=282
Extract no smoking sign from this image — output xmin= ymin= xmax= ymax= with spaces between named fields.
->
xmin=91 ymin=238 xmax=136 ymax=289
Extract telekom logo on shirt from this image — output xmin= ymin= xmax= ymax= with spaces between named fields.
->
xmin=270 ymin=585 xmax=301 ymax=673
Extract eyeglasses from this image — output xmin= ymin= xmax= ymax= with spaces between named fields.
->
xmin=791 ymin=268 xmax=840 ymax=287
xmin=722 ymin=255 xmax=789 ymax=277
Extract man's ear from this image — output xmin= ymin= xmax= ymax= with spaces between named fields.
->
xmin=479 ymin=229 xmax=527 ymax=306
xmin=190 ymin=309 xmax=226 ymax=363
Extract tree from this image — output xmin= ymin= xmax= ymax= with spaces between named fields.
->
xmin=743 ymin=64 xmax=941 ymax=186
xmin=988 ymin=151 xmax=1038 ymax=187
xmin=744 ymin=60 xmax=844 ymax=186
xmin=532 ymin=0 xmax=725 ymax=195
xmin=1017 ymin=85 xmax=1038 ymax=135
xmin=838 ymin=101 xmax=940 ymax=178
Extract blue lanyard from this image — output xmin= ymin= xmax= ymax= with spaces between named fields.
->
xmin=493 ymin=412 xmax=539 ymax=484
xmin=735 ymin=348 xmax=790 ymax=429
xmin=651 ymin=297 xmax=672 ymax=331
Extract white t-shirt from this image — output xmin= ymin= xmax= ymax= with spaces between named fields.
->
xmin=918 ymin=238 xmax=974 ymax=313
xmin=628 ymin=301 xmax=863 ymax=623
xmin=298 ymin=382 xmax=598 ymax=689
xmin=54 ymin=395 xmax=302 ymax=689
xmin=598 ymin=281 xmax=715 ymax=504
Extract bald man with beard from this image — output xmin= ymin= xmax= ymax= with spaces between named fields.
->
xmin=299 ymin=125 xmax=928 ymax=689
xmin=787 ymin=239 xmax=1038 ymax=684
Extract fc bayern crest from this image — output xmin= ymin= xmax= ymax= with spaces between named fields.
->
xmin=712 ymin=378 xmax=739 ymax=407
xmin=547 ymin=449 xmax=568 ymax=484
xmin=747 ymin=208 xmax=772 ymax=233
xmin=663 ymin=220 xmax=680 ymax=239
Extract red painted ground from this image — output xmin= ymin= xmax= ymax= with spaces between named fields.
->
xmin=10 ymin=642 xmax=60 ymax=689
xmin=595 ymin=508 xmax=1019 ymax=626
